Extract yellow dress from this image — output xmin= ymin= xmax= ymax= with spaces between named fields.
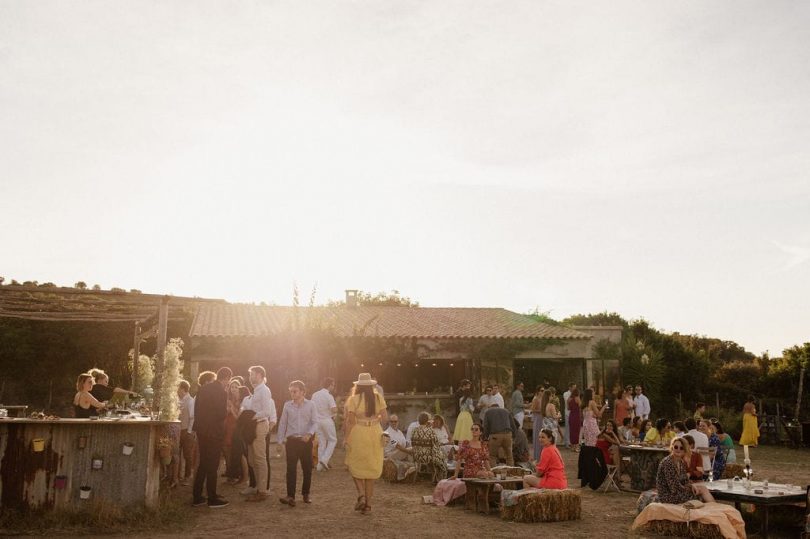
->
xmin=345 ymin=392 xmax=387 ymax=479
xmin=739 ymin=413 xmax=759 ymax=446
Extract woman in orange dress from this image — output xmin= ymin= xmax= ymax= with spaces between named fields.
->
xmin=523 ymin=428 xmax=567 ymax=489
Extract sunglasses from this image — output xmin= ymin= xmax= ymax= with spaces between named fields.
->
xmin=672 ymin=445 xmax=684 ymax=450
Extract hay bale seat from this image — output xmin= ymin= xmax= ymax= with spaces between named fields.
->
xmin=500 ymin=489 xmax=581 ymax=523
xmin=382 ymin=459 xmax=398 ymax=482
xmin=634 ymin=520 xmax=724 ymax=538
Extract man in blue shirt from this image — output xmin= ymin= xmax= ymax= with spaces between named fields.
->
xmin=277 ymin=380 xmax=317 ymax=506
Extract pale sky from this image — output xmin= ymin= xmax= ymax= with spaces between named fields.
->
xmin=1 ymin=1 xmax=808 ymax=357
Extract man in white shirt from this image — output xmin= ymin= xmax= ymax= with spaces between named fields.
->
xmin=491 ymin=384 xmax=505 ymax=409
xmin=383 ymin=415 xmax=414 ymax=481
xmin=633 ymin=385 xmax=651 ymax=420
xmin=405 ymin=418 xmax=420 ymax=442
xmin=176 ymin=380 xmax=196 ymax=486
xmin=686 ymin=418 xmax=711 ymax=474
xmin=477 ymin=385 xmax=494 ymax=422
xmin=243 ymin=365 xmax=277 ymax=502
xmin=562 ymin=382 xmax=575 ymax=447
xmin=311 ymin=378 xmax=338 ymax=471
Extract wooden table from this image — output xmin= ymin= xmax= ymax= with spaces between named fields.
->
xmin=619 ymin=444 xmax=670 ymax=492
xmin=461 ymin=477 xmax=525 ymax=514
xmin=707 ymin=481 xmax=806 ymax=538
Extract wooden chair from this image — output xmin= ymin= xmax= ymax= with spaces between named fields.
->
xmin=410 ymin=437 xmax=442 ymax=483
xmin=602 ymin=464 xmax=621 ymax=493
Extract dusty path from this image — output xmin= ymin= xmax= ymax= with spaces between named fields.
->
xmin=136 ymin=444 xmax=809 ymax=539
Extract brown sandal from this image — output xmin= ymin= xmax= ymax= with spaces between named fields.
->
xmin=354 ymin=495 xmax=365 ymax=511
xmin=361 ymin=504 xmax=371 ymax=515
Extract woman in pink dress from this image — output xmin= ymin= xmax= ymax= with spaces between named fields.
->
xmin=523 ymin=428 xmax=567 ymax=489
xmin=582 ymin=388 xmax=606 ymax=447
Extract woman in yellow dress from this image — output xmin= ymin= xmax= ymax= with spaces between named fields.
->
xmin=344 ymin=373 xmax=387 ymax=515
xmin=453 ymin=388 xmax=474 ymax=443
xmin=738 ymin=398 xmax=759 ymax=447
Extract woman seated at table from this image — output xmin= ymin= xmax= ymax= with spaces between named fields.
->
xmin=452 ymin=423 xmax=493 ymax=479
xmin=638 ymin=419 xmax=651 ymax=442
xmin=672 ymin=421 xmax=687 ymax=437
xmin=73 ymin=373 xmax=107 ymax=418
xmin=644 ymin=418 xmax=675 ymax=445
xmin=712 ymin=420 xmax=736 ymax=464
xmin=432 ymin=414 xmax=454 ymax=458
xmin=523 ymin=428 xmax=567 ymax=490
xmin=707 ymin=421 xmax=726 ymax=480
xmin=681 ymin=435 xmax=704 ymax=481
xmin=656 ymin=437 xmax=714 ymax=504
xmin=596 ymin=419 xmax=622 ymax=466
xmin=411 ymin=412 xmax=448 ymax=479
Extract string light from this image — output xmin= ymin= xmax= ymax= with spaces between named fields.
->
xmin=431 ymin=363 xmax=437 ymax=367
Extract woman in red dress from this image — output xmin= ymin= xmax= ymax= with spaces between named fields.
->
xmin=453 ymin=423 xmax=493 ymax=478
xmin=523 ymin=428 xmax=567 ymax=489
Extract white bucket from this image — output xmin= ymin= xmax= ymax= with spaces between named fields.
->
xmin=122 ymin=443 xmax=134 ymax=456
xmin=91 ymin=458 xmax=103 ymax=470
xmin=79 ymin=486 xmax=91 ymax=500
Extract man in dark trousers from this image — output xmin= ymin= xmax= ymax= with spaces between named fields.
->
xmin=192 ymin=367 xmax=231 ymax=508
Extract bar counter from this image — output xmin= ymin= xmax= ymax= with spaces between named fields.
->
xmin=0 ymin=417 xmax=177 ymax=511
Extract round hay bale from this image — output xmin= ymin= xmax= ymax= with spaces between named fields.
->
xmin=382 ymin=459 xmax=398 ymax=482
xmin=500 ymin=489 xmax=581 ymax=523
xmin=636 ymin=520 xmax=724 ymax=538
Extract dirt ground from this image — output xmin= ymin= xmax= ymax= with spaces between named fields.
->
xmin=130 ymin=443 xmax=809 ymax=539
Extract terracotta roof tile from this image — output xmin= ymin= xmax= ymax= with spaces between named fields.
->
xmin=190 ymin=304 xmax=590 ymax=340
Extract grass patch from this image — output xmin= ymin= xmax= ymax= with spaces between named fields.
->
xmin=0 ymin=490 xmax=192 ymax=535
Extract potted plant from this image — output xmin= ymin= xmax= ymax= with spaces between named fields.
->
xmin=122 ymin=442 xmax=135 ymax=456
xmin=54 ymin=475 xmax=68 ymax=489
xmin=78 ymin=435 xmax=88 ymax=449
xmin=157 ymin=437 xmax=172 ymax=465
xmin=91 ymin=453 xmax=103 ymax=471
xmin=79 ymin=485 xmax=92 ymax=499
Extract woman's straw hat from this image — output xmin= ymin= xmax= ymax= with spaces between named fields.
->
xmin=353 ymin=372 xmax=377 ymax=386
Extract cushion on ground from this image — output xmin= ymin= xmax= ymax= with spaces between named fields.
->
xmin=499 ymin=489 xmax=581 ymax=523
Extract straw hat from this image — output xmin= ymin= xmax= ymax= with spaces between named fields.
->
xmin=353 ymin=373 xmax=377 ymax=386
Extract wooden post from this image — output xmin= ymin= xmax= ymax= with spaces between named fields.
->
xmin=151 ymin=296 xmax=170 ymax=412
xmin=132 ymin=322 xmax=141 ymax=391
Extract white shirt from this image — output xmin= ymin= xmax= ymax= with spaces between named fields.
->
xmin=491 ymin=392 xmax=505 ymax=409
xmin=247 ymin=382 xmax=277 ymax=424
xmin=562 ymin=390 xmax=572 ymax=415
xmin=434 ymin=427 xmax=450 ymax=445
xmin=311 ymin=388 xmax=337 ymax=421
xmin=178 ymin=393 xmax=194 ymax=431
xmin=384 ymin=426 xmax=408 ymax=457
xmin=688 ymin=428 xmax=711 ymax=470
xmin=405 ymin=421 xmax=419 ymax=441
xmin=633 ymin=394 xmax=650 ymax=419
xmin=240 ymin=395 xmax=252 ymax=412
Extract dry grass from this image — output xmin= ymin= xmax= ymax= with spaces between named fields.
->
xmin=0 ymin=490 xmax=189 ymax=536
xmin=500 ymin=489 xmax=581 ymax=523
xmin=634 ymin=520 xmax=724 ymax=538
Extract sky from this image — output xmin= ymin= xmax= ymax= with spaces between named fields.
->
xmin=1 ymin=1 xmax=808 ymax=357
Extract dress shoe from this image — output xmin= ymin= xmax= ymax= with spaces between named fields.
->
xmin=303 ymin=495 xmax=312 ymax=504
xmin=279 ymin=496 xmax=296 ymax=507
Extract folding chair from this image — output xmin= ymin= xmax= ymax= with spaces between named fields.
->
xmin=411 ymin=438 xmax=441 ymax=483
xmin=602 ymin=464 xmax=621 ymax=493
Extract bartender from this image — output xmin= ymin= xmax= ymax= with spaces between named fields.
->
xmin=88 ymin=368 xmax=139 ymax=415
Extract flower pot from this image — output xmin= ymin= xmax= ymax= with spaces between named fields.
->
xmin=122 ymin=443 xmax=135 ymax=456
xmin=54 ymin=475 xmax=68 ymax=489
xmin=160 ymin=455 xmax=172 ymax=466
xmin=79 ymin=486 xmax=91 ymax=500
xmin=78 ymin=436 xmax=88 ymax=449
xmin=91 ymin=458 xmax=103 ymax=471
xmin=32 ymin=438 xmax=45 ymax=452
xmin=158 ymin=445 xmax=171 ymax=458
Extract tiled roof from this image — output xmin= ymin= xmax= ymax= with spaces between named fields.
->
xmin=190 ymin=304 xmax=591 ymax=340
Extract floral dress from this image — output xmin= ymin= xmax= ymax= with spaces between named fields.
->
xmin=582 ymin=409 xmax=599 ymax=447
xmin=656 ymin=455 xmax=696 ymax=505
xmin=457 ymin=440 xmax=490 ymax=478
xmin=709 ymin=433 xmax=725 ymax=480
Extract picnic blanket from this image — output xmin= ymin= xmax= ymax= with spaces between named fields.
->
xmin=632 ymin=502 xmax=746 ymax=539
xmin=432 ymin=478 xmax=466 ymax=506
